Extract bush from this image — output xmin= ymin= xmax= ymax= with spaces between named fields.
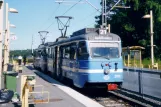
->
xmin=27 ymin=58 xmax=34 ymax=63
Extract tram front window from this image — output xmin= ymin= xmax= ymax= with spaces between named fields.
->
xmin=78 ymin=41 xmax=89 ymax=60
xmin=89 ymin=42 xmax=119 ymax=59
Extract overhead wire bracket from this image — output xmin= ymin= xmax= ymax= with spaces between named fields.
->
xmin=38 ymin=31 xmax=49 ymax=44
xmin=55 ymin=16 xmax=73 ymax=37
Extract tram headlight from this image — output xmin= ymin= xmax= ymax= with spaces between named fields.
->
xmin=104 ymin=69 xmax=110 ymax=74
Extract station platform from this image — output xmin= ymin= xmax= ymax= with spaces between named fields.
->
xmin=2 ymin=65 xmax=103 ymax=107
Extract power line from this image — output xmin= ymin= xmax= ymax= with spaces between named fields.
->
xmin=62 ymin=0 xmax=82 ymax=16
xmin=48 ymin=4 xmax=60 ymax=20
xmin=45 ymin=20 xmax=56 ymax=30
xmin=39 ymin=4 xmax=60 ymax=30
xmin=79 ymin=10 xmax=98 ymax=23
xmin=70 ymin=10 xmax=98 ymax=32
xmin=45 ymin=0 xmax=82 ymax=30
xmin=85 ymin=0 xmax=123 ymax=28
xmin=85 ymin=22 xmax=96 ymax=28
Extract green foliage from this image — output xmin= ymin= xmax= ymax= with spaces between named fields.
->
xmin=95 ymin=0 xmax=161 ymax=59
xmin=124 ymin=23 xmax=135 ymax=32
xmin=10 ymin=49 xmax=32 ymax=57
xmin=142 ymin=58 xmax=151 ymax=68
xmin=27 ymin=58 xmax=34 ymax=63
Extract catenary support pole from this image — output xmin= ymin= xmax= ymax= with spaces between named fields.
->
xmin=150 ymin=10 xmax=154 ymax=66
xmin=3 ymin=3 xmax=9 ymax=72
xmin=0 ymin=0 xmax=4 ymax=89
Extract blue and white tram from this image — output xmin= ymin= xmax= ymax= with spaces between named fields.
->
xmin=48 ymin=28 xmax=123 ymax=90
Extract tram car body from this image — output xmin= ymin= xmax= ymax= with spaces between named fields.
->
xmin=45 ymin=28 xmax=123 ymax=89
xmin=33 ymin=42 xmax=53 ymax=72
xmin=33 ymin=44 xmax=44 ymax=70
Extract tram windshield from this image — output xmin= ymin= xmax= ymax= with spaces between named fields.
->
xmin=89 ymin=42 xmax=120 ymax=59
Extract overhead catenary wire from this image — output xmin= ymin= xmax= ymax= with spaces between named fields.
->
xmin=38 ymin=0 xmax=67 ymax=30
xmin=84 ymin=0 xmax=122 ymax=28
xmin=71 ymin=10 xmax=99 ymax=32
xmin=39 ymin=4 xmax=60 ymax=30
xmin=85 ymin=22 xmax=96 ymax=28
xmin=62 ymin=0 xmax=82 ymax=15
xmin=31 ymin=2 xmax=61 ymax=40
xmin=42 ymin=0 xmax=123 ymax=31
xmin=79 ymin=10 xmax=98 ymax=22
xmin=45 ymin=0 xmax=83 ymax=30
xmin=106 ymin=0 xmax=121 ymax=15
xmin=47 ymin=4 xmax=61 ymax=20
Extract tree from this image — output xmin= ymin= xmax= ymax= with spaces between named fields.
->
xmin=95 ymin=0 xmax=161 ymax=58
xmin=10 ymin=49 xmax=32 ymax=58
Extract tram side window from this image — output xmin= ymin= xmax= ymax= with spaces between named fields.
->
xmin=33 ymin=51 xmax=36 ymax=57
xmin=41 ymin=49 xmax=47 ymax=57
xmin=47 ymin=48 xmax=49 ymax=58
xmin=51 ymin=48 xmax=55 ymax=58
xmin=70 ymin=43 xmax=77 ymax=60
xmin=78 ymin=41 xmax=89 ymax=59
xmin=38 ymin=51 xmax=41 ymax=57
xmin=49 ymin=48 xmax=52 ymax=58
xmin=59 ymin=46 xmax=65 ymax=58
xmin=64 ymin=46 xmax=70 ymax=59
xmin=46 ymin=48 xmax=49 ymax=57
xmin=51 ymin=47 xmax=55 ymax=59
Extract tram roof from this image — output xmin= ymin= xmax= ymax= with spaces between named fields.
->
xmin=122 ymin=46 xmax=145 ymax=50
xmin=49 ymin=32 xmax=120 ymax=46
xmin=37 ymin=42 xmax=55 ymax=49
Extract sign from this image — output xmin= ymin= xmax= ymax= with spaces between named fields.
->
xmin=95 ymin=36 xmax=112 ymax=40
xmin=103 ymin=75 xmax=110 ymax=80
xmin=11 ymin=36 xmax=17 ymax=40
xmin=99 ymin=29 xmax=107 ymax=35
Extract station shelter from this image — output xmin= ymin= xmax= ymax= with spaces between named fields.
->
xmin=122 ymin=46 xmax=145 ymax=68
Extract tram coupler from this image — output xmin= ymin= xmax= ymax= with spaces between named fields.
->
xmin=107 ymin=84 xmax=118 ymax=91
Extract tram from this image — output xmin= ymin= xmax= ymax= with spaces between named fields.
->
xmin=33 ymin=28 xmax=123 ymax=90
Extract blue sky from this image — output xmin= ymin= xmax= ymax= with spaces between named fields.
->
xmin=4 ymin=0 xmax=101 ymax=50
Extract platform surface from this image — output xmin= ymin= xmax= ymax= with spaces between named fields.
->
xmin=2 ymin=65 xmax=103 ymax=107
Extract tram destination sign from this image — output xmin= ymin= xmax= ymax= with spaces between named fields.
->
xmin=95 ymin=36 xmax=112 ymax=40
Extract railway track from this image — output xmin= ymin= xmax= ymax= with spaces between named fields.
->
xmin=76 ymin=88 xmax=134 ymax=107
xmin=31 ymin=66 xmax=161 ymax=107
xmin=60 ymin=79 xmax=137 ymax=107
xmin=61 ymin=79 xmax=161 ymax=107
xmin=110 ymin=88 xmax=161 ymax=107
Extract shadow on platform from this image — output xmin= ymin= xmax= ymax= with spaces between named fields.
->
xmin=5 ymin=103 xmax=35 ymax=107
xmin=26 ymin=66 xmax=35 ymax=71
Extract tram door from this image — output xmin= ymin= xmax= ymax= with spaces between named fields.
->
xmin=70 ymin=43 xmax=77 ymax=74
xmin=58 ymin=46 xmax=64 ymax=77
xmin=50 ymin=47 xmax=54 ymax=73
xmin=54 ymin=46 xmax=59 ymax=78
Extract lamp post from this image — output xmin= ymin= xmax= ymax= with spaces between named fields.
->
xmin=142 ymin=10 xmax=154 ymax=66
xmin=3 ymin=3 xmax=18 ymax=71
xmin=10 ymin=24 xmax=16 ymax=28
xmin=0 ymin=0 xmax=4 ymax=89
xmin=7 ymin=30 xmax=16 ymax=63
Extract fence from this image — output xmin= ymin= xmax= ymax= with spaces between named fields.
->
xmin=122 ymin=67 xmax=161 ymax=100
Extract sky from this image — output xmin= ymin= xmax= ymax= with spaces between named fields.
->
xmin=4 ymin=0 xmax=101 ymax=50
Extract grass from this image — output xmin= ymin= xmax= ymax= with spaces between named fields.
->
xmin=124 ymin=58 xmax=161 ymax=70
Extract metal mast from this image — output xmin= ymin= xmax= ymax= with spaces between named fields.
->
xmin=102 ymin=0 xmax=107 ymax=29
xmin=31 ymin=34 xmax=34 ymax=54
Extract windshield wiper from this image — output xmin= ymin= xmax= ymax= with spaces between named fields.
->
xmin=102 ymin=55 xmax=110 ymax=60
xmin=93 ymin=55 xmax=110 ymax=60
